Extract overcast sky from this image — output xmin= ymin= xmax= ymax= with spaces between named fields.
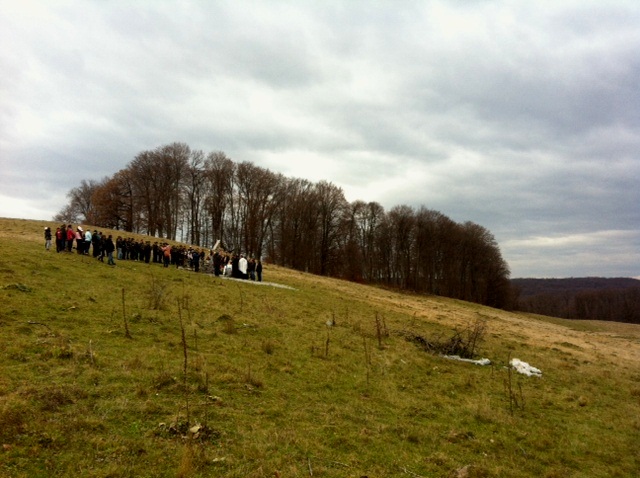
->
xmin=1 ymin=0 xmax=639 ymax=279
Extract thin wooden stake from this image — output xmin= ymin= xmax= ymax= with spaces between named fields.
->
xmin=122 ymin=288 xmax=132 ymax=339
xmin=89 ymin=339 xmax=95 ymax=366
xmin=178 ymin=300 xmax=190 ymax=424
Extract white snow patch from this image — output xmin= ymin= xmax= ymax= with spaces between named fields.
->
xmin=443 ymin=355 xmax=491 ymax=366
xmin=510 ymin=358 xmax=542 ymax=377
xmin=214 ymin=275 xmax=296 ymax=290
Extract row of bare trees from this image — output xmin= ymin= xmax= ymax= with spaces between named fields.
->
xmin=515 ymin=287 xmax=640 ymax=323
xmin=55 ymin=142 xmax=512 ymax=308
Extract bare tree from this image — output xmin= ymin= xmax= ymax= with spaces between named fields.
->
xmin=358 ymin=201 xmax=385 ymax=281
xmin=203 ymin=151 xmax=235 ymax=249
xmin=184 ymin=150 xmax=206 ymax=245
xmin=127 ymin=143 xmax=189 ymax=239
xmin=87 ymin=170 xmax=138 ymax=231
xmin=155 ymin=143 xmax=189 ymax=240
xmin=314 ymin=181 xmax=348 ymax=276
xmin=53 ymin=203 xmax=80 ymax=224
xmin=267 ymin=177 xmax=317 ymax=269
xmin=128 ymin=150 xmax=160 ymax=236
xmin=340 ymin=200 xmax=367 ymax=281
xmin=55 ymin=179 xmax=99 ymax=224
xmin=413 ymin=207 xmax=441 ymax=294
xmin=91 ymin=176 xmax=121 ymax=229
xmin=234 ymin=162 xmax=283 ymax=258
xmin=386 ymin=205 xmax=416 ymax=289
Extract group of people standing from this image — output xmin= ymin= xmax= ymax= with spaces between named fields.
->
xmin=212 ymin=252 xmax=263 ymax=281
xmin=45 ymin=224 xmax=115 ymax=265
xmin=44 ymin=225 xmax=263 ymax=281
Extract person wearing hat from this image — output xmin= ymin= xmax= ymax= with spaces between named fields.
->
xmin=44 ymin=227 xmax=52 ymax=251
xmin=75 ymin=227 xmax=84 ymax=254
xmin=84 ymin=229 xmax=92 ymax=255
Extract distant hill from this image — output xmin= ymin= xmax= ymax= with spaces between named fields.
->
xmin=511 ymin=277 xmax=640 ymax=323
xmin=512 ymin=277 xmax=640 ymax=297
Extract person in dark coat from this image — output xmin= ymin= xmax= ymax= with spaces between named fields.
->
xmin=144 ymin=241 xmax=152 ymax=263
xmin=231 ymin=254 xmax=240 ymax=278
xmin=248 ymin=258 xmax=256 ymax=280
xmin=213 ymin=251 xmax=222 ymax=276
xmin=92 ymin=231 xmax=101 ymax=258
xmin=44 ymin=227 xmax=52 ymax=251
xmin=55 ymin=226 xmax=64 ymax=252
xmin=256 ymin=260 xmax=263 ymax=282
xmin=105 ymin=235 xmax=116 ymax=266
xmin=192 ymin=249 xmax=200 ymax=272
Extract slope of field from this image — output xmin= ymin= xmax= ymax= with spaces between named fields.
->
xmin=1 ymin=218 xmax=639 ymax=477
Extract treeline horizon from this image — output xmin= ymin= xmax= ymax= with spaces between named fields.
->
xmin=55 ymin=142 xmax=512 ymax=309
xmin=512 ymin=278 xmax=640 ymax=324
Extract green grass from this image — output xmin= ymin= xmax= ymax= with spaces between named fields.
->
xmin=1 ymin=217 xmax=640 ymax=477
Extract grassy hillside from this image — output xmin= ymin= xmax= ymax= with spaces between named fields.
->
xmin=1 ymin=218 xmax=639 ymax=478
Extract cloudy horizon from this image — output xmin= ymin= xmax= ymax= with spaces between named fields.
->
xmin=2 ymin=0 xmax=639 ymax=279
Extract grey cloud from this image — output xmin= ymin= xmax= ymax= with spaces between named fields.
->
xmin=1 ymin=0 xmax=639 ymax=279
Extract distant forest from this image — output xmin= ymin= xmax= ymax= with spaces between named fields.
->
xmin=512 ymin=278 xmax=640 ymax=324
xmin=55 ymin=142 xmax=512 ymax=309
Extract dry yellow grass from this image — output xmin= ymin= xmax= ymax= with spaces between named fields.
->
xmin=271 ymin=264 xmax=640 ymax=366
